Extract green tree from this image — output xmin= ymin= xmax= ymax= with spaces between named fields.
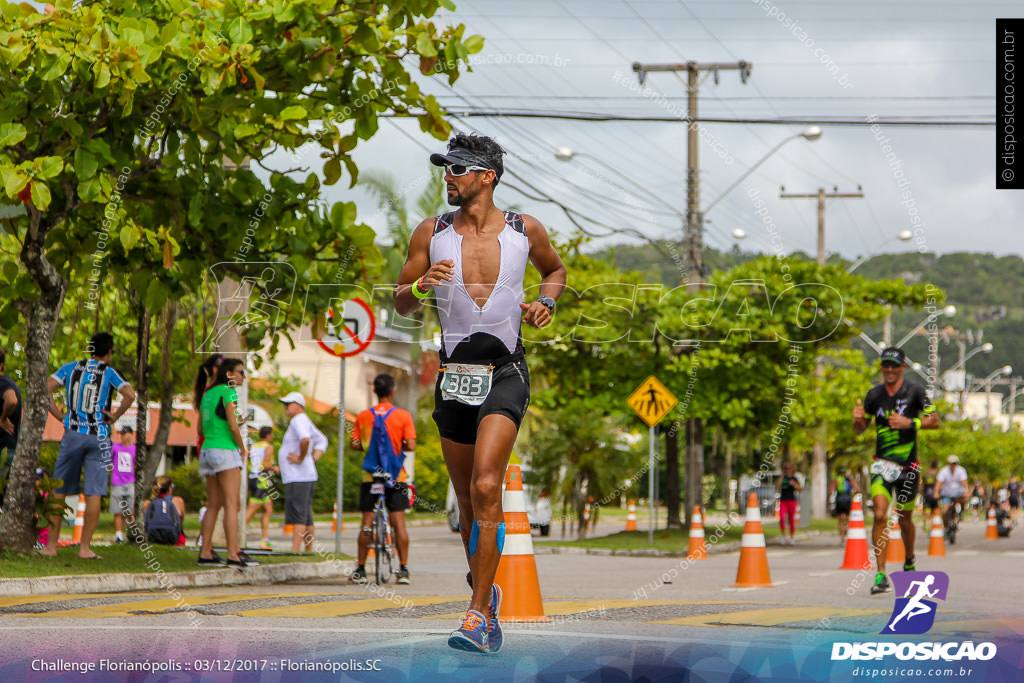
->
xmin=0 ymin=0 xmax=482 ymax=552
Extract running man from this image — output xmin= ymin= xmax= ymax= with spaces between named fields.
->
xmin=394 ymin=133 xmax=566 ymax=653
xmin=829 ymin=466 xmax=859 ymax=543
xmin=887 ymin=574 xmax=939 ymax=631
xmin=852 ymin=347 xmax=939 ymax=595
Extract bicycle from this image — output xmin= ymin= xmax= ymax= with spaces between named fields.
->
xmin=944 ymin=500 xmax=962 ymax=545
xmin=369 ymin=475 xmax=395 ymax=585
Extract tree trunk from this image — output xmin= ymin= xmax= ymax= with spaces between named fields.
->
xmin=136 ymin=302 xmax=177 ymax=516
xmin=131 ymin=302 xmax=152 ymax=526
xmin=0 ymin=218 xmax=67 ymax=552
xmin=664 ymin=423 xmax=682 ymax=528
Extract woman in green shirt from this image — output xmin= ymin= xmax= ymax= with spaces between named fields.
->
xmin=195 ymin=357 xmax=254 ymax=567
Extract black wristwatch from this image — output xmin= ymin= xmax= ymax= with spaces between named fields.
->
xmin=537 ymin=295 xmax=556 ymax=314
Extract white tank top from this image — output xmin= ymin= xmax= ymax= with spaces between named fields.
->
xmin=428 ymin=211 xmax=529 ymax=362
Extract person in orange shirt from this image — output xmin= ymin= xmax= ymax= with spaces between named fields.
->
xmin=349 ymin=374 xmax=416 ymax=584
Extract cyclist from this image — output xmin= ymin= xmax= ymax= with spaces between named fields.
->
xmin=349 ymin=374 xmax=416 ymax=585
xmin=852 ymin=347 xmax=939 ymax=595
xmin=934 ymin=455 xmax=968 ymax=540
xmin=919 ymin=460 xmax=940 ymax=531
xmin=1008 ymin=475 xmax=1021 ymax=522
xmin=828 ymin=466 xmax=859 ymax=543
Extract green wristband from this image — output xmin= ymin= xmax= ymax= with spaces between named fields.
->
xmin=412 ymin=277 xmax=430 ymax=300
xmin=913 ymin=417 xmax=921 ymax=429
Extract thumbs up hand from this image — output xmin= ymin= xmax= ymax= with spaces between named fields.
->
xmin=852 ymin=398 xmax=865 ymax=420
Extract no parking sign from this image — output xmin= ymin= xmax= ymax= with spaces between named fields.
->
xmin=315 ymin=297 xmax=375 ymax=358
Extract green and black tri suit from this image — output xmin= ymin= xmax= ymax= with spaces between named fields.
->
xmin=862 ymin=379 xmax=936 ymax=511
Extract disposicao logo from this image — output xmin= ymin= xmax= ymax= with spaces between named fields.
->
xmin=882 ymin=571 xmax=948 ymax=635
xmin=831 ymin=572 xmax=998 ymax=662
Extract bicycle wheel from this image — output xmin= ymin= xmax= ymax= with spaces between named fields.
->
xmin=380 ymin=522 xmax=394 ymax=585
xmin=948 ymin=520 xmax=957 ymax=545
xmin=374 ymin=507 xmax=387 ymax=584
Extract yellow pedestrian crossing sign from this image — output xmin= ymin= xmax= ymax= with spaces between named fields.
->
xmin=627 ymin=376 xmax=678 ymax=427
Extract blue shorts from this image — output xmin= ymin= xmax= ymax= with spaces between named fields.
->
xmin=199 ymin=448 xmax=243 ymax=476
xmin=54 ymin=431 xmax=113 ymax=496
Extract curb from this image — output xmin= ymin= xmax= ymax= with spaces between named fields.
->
xmin=0 ymin=561 xmax=349 ymax=598
xmin=536 ymin=531 xmax=823 ymax=558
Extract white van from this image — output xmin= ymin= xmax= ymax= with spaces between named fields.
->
xmin=444 ymin=464 xmax=552 ymax=536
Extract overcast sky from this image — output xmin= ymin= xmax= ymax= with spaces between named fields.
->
xmin=269 ymin=0 xmax=1017 ymax=262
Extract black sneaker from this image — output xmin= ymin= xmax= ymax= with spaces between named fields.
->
xmin=229 ymin=550 xmax=259 ymax=567
xmin=903 ymin=557 xmax=916 ymax=572
xmin=395 ymin=568 xmax=410 ymax=585
xmin=197 ymin=551 xmax=225 ymax=566
xmin=871 ymin=572 xmax=892 ymax=595
xmin=349 ymin=567 xmax=368 ymax=584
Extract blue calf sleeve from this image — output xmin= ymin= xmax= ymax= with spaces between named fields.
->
xmin=469 ymin=521 xmax=506 ymax=557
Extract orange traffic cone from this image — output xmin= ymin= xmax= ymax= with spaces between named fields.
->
xmin=494 ymin=465 xmax=549 ymax=621
xmin=332 ymin=503 xmax=339 ymax=533
xmin=687 ymin=506 xmax=707 ymax=560
xmin=71 ymin=494 xmax=86 ymax=544
xmin=625 ymin=501 xmax=637 ymax=532
xmin=985 ymin=505 xmax=999 ymax=540
xmin=733 ymin=492 xmax=773 ymax=587
xmin=583 ymin=499 xmax=592 ymax=531
xmin=927 ymin=512 xmax=946 ymax=557
xmin=885 ymin=516 xmax=905 ymax=564
xmin=840 ymin=494 xmax=872 ymax=570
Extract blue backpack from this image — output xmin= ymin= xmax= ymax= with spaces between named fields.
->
xmin=145 ymin=494 xmax=182 ymax=545
xmin=361 ymin=407 xmax=403 ymax=487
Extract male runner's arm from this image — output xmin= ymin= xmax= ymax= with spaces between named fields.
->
xmin=519 ymin=214 xmax=567 ymax=329
xmin=394 ymin=219 xmax=454 ymax=317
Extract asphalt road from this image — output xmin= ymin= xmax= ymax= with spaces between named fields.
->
xmin=3 ymin=516 xmax=1023 ymax=682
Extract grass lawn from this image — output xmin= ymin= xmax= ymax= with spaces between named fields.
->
xmin=536 ymin=518 xmax=840 ymax=553
xmin=0 ymin=542 xmax=347 ymax=579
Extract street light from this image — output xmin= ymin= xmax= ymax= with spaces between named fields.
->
xmin=553 ymin=147 xmax=683 ymax=218
xmin=703 ymin=126 xmax=822 ymax=215
xmin=946 ymin=342 xmax=994 ymax=375
xmin=847 ymin=230 xmax=914 ymax=273
xmin=973 ymin=365 xmax=1013 ymax=432
xmin=894 ymin=305 xmax=957 ymax=349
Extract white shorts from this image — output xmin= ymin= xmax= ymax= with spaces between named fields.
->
xmin=199 ymin=448 xmax=243 ymax=476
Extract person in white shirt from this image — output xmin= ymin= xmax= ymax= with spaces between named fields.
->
xmin=278 ymin=392 xmax=318 ymax=552
xmin=935 ymin=454 xmax=969 ymax=530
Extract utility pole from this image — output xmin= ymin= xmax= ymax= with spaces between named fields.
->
xmin=633 ymin=60 xmax=752 ymax=530
xmin=780 ymin=186 xmax=863 ymax=520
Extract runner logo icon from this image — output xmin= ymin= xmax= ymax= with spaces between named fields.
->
xmin=881 ymin=571 xmax=949 ymax=635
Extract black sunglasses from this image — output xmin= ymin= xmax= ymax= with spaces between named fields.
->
xmin=445 ymin=163 xmax=489 ymax=177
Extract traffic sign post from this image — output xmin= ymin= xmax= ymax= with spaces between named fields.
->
xmin=317 ymin=298 xmax=376 ymax=554
xmin=627 ymin=376 xmax=679 ymax=545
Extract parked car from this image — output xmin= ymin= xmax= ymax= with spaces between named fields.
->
xmin=444 ymin=464 xmax=552 ymax=536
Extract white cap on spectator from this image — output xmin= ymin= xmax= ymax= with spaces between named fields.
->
xmin=279 ymin=391 xmax=306 ymax=408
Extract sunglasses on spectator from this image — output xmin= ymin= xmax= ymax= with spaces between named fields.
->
xmin=445 ymin=164 xmax=489 ymax=177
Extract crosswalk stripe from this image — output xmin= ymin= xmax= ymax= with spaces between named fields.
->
xmin=651 ymin=606 xmax=884 ymax=627
xmin=237 ymin=596 xmax=460 ymax=618
xmin=17 ymin=593 xmax=323 ymax=618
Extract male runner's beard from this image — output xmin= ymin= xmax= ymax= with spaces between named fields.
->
xmin=446 ymin=184 xmax=464 ymax=206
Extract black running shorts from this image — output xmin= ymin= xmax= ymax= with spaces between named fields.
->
xmin=432 ymin=358 xmax=530 ymax=445
xmin=359 ymin=481 xmax=411 ymax=513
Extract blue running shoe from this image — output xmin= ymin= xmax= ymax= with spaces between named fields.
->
xmin=448 ymin=610 xmax=488 ymax=653
xmin=487 ymin=584 xmax=503 ymax=653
